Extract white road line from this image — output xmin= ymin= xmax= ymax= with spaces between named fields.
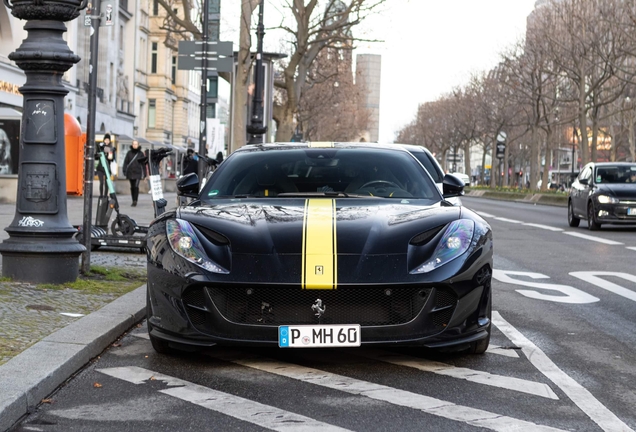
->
xmin=492 ymin=312 xmax=634 ymax=432
xmin=98 ymin=366 xmax=351 ymax=432
xmin=562 ymin=231 xmax=624 ymax=245
xmin=356 ymin=350 xmax=558 ymax=399
xmin=627 ymin=247 xmax=636 ymax=252
xmin=522 ymin=223 xmax=564 ymax=232
xmin=494 ymin=217 xmax=524 ymax=224
xmin=475 ymin=211 xmax=496 ymax=218
xmin=570 ymin=272 xmax=636 ymax=303
xmin=486 ymin=345 xmax=520 ymax=358
xmin=213 ymin=353 xmax=566 ymax=432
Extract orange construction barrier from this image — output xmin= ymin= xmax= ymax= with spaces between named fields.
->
xmin=64 ymin=113 xmax=86 ymax=195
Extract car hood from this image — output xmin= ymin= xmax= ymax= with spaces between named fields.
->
xmin=178 ymin=198 xmax=461 ymax=256
xmin=597 ymin=184 xmax=636 ymax=200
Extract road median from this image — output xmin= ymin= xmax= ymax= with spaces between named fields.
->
xmin=465 ymin=189 xmax=568 ymax=207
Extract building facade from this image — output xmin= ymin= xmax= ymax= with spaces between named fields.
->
xmin=356 ymin=54 xmax=381 ymax=143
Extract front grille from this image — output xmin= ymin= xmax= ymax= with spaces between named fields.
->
xmin=205 ymin=286 xmax=432 ymax=326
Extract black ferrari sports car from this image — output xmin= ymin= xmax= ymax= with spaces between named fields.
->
xmin=145 ymin=142 xmax=493 ymax=355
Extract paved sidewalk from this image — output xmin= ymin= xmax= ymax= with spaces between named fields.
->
xmin=0 ymin=192 xmax=176 ymax=431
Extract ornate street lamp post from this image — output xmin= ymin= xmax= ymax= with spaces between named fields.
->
xmin=246 ymin=0 xmax=267 ymax=144
xmin=0 ymin=0 xmax=87 ymax=283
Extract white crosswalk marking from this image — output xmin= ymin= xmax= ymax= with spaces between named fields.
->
xmin=492 ymin=312 xmax=634 ymax=432
xmin=211 ymin=353 xmax=566 ymax=432
xmin=98 ymin=366 xmax=352 ymax=432
xmin=626 ymin=247 xmax=636 ymax=252
xmin=487 ymin=345 xmax=520 ymax=358
xmin=562 ymin=231 xmax=624 ymax=245
xmin=357 ymin=350 xmax=558 ymax=399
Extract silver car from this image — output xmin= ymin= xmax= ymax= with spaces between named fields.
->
xmin=398 ymin=144 xmax=462 ymax=206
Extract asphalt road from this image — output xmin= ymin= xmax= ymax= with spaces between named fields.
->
xmin=13 ymin=198 xmax=636 ymax=432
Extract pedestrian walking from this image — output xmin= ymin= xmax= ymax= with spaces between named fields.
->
xmin=182 ymin=149 xmax=198 ymax=176
xmin=123 ymin=140 xmax=145 ymax=206
xmin=95 ymin=133 xmax=114 ymax=197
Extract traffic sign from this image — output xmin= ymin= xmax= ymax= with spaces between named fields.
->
xmin=178 ymin=55 xmax=233 ymax=72
xmin=178 ymin=41 xmax=233 ymax=57
xmin=496 ymin=142 xmax=506 ymax=159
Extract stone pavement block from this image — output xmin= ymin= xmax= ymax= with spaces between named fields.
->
xmin=0 ymin=341 xmax=88 ymax=431
xmin=42 ymin=285 xmax=147 ymax=348
xmin=0 ymin=285 xmax=147 ymax=431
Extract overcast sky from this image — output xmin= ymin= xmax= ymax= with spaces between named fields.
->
xmin=220 ymin=0 xmax=538 ymax=142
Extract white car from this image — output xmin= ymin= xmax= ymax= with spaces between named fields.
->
xmin=450 ymin=172 xmax=470 ymax=186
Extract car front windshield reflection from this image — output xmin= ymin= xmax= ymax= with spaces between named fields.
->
xmin=201 ymin=148 xmax=441 ymax=201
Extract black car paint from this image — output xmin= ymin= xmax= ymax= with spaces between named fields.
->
xmin=145 ymin=143 xmax=493 ymax=352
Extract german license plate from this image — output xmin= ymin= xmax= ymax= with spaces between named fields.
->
xmin=628 ymin=208 xmax=636 ymax=216
xmin=279 ymin=325 xmax=361 ymax=348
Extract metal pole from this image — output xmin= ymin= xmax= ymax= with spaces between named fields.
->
xmin=81 ymin=0 xmax=101 ymax=274
xmin=0 ymin=0 xmax=87 ymax=283
xmin=198 ymin=0 xmax=210 ymax=185
xmin=246 ymin=0 xmax=267 ymax=144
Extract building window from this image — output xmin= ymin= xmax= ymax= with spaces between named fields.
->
xmin=152 ymin=0 xmax=158 ymax=15
xmin=151 ymin=42 xmax=158 ymax=73
xmin=171 ymin=56 xmax=177 ymax=84
xmin=148 ymin=99 xmax=156 ymax=128
xmin=119 ymin=25 xmax=124 ymax=51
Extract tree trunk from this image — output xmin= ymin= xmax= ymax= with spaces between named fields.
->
xmin=530 ymin=125 xmax=540 ymax=191
xmin=481 ymin=148 xmax=487 ymax=185
xmin=230 ymin=0 xmax=258 ymax=153
xmin=541 ymin=130 xmax=551 ymax=192
xmin=578 ymin=75 xmax=589 ymax=166
xmin=609 ymin=123 xmax=616 ymax=162
xmin=463 ymin=141 xmax=471 ymax=184
xmin=590 ymin=113 xmax=599 ymax=163
xmin=490 ymin=138 xmax=497 ymax=188
xmin=629 ymin=113 xmax=635 ymax=162
xmin=275 ymin=108 xmax=295 ymax=142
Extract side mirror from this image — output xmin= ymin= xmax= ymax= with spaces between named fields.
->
xmin=579 ymin=178 xmax=588 ymax=186
xmin=442 ymin=173 xmax=465 ymax=198
xmin=177 ymin=173 xmax=200 ymax=198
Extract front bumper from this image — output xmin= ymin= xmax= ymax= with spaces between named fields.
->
xmin=595 ymin=202 xmax=636 ymax=224
xmin=146 ymin=265 xmax=492 ymax=350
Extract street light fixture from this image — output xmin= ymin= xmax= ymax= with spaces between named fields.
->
xmin=0 ymin=0 xmax=87 ymax=283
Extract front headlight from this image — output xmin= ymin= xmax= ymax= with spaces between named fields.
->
xmin=597 ymin=195 xmax=619 ymax=204
xmin=166 ymin=219 xmax=229 ymax=274
xmin=412 ymin=220 xmax=475 ymax=274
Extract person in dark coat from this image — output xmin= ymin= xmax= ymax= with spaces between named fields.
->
xmin=123 ymin=140 xmax=145 ymax=206
xmin=182 ymin=149 xmax=198 ymax=176
xmin=95 ymin=133 xmax=114 ymax=197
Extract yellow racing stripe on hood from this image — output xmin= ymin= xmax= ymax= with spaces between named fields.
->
xmin=302 ymin=199 xmax=337 ymax=289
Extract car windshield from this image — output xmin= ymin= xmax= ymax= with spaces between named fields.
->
xmin=201 ymin=147 xmax=441 ymax=201
xmin=595 ymin=165 xmax=636 ymax=184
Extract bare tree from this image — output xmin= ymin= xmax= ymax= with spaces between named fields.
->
xmin=271 ymin=0 xmax=385 ymax=142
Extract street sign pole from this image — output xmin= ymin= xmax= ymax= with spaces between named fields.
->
xmin=198 ymin=0 xmax=210 ymax=186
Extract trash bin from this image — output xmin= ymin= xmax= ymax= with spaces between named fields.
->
xmin=64 ymin=113 xmax=86 ymax=195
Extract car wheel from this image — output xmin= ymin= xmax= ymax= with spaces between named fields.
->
xmin=568 ymin=200 xmax=580 ymax=227
xmin=468 ymin=293 xmax=491 ymax=355
xmin=587 ymin=202 xmax=601 ymax=231
xmin=146 ymin=290 xmax=179 ymax=355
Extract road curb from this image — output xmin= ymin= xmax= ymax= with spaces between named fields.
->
xmin=0 ymin=284 xmax=147 ymax=432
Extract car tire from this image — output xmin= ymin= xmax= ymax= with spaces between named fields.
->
xmin=587 ymin=202 xmax=601 ymax=231
xmin=147 ymin=290 xmax=179 ymax=355
xmin=568 ymin=201 xmax=580 ymax=227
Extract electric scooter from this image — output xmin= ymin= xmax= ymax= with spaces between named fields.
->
xmin=76 ymin=147 xmax=173 ymax=252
